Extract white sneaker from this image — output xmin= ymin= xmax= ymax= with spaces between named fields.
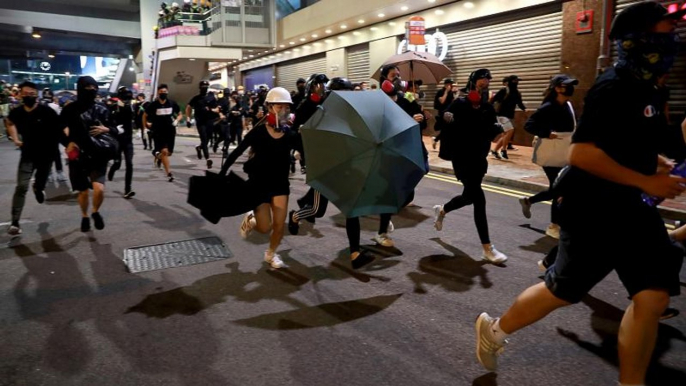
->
xmin=239 ymin=211 xmax=254 ymax=239
xmin=373 ymin=233 xmax=394 ymax=247
xmin=264 ymin=251 xmax=285 ymax=269
xmin=537 ymin=260 xmax=548 ymax=272
xmin=433 ymin=205 xmax=445 ymax=231
xmin=7 ymin=225 xmax=22 ymax=236
xmin=545 ymin=224 xmax=560 ymax=239
xmin=387 ymin=220 xmax=394 ymax=233
xmin=475 ymin=312 xmax=506 ymax=372
xmin=56 ymin=171 xmax=69 ymax=182
xmin=482 ymin=246 xmax=508 ymax=264
xmin=518 ymin=197 xmax=531 ymax=219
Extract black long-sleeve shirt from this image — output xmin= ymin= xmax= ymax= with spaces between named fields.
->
xmin=60 ymin=101 xmax=116 ymax=155
xmin=524 ymin=100 xmax=575 ymax=139
xmin=491 ymin=87 xmax=526 ymax=119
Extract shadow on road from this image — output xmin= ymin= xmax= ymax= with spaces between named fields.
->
xmin=557 ymin=294 xmax=686 ymax=384
xmin=472 ymin=372 xmax=498 ymax=386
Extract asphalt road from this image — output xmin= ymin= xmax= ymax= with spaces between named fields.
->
xmin=0 ymin=137 xmax=684 ymax=386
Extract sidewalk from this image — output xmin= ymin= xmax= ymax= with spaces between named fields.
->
xmin=175 ymin=127 xmax=686 ymax=219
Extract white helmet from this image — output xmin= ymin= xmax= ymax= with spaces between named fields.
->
xmin=171 ymin=2 xmax=179 ymax=8
xmin=265 ymin=87 xmax=292 ymax=104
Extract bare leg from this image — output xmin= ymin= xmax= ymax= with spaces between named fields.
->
xmin=92 ymin=182 xmax=105 ymax=213
xmin=161 ymin=149 xmax=171 ymax=175
xmin=618 ymin=289 xmax=670 ymax=385
xmin=499 ymin=282 xmax=570 ymax=334
xmin=268 ymin=195 xmax=288 ymax=252
xmin=78 ymin=191 xmax=90 ymax=217
xmin=252 ymin=203 xmax=272 ymax=234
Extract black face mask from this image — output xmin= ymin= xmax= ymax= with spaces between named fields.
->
xmin=159 ymin=93 xmax=168 ymax=101
xmin=22 ymin=96 xmax=37 ymax=108
xmin=200 ymin=87 xmax=208 ymax=95
xmin=81 ymin=89 xmax=98 ymax=103
xmin=562 ymin=85 xmax=575 ymax=97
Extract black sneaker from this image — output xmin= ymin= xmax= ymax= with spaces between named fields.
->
xmin=124 ymin=191 xmax=136 ymax=199
xmin=213 ymin=143 xmax=219 ymax=153
xmin=351 ymin=251 xmax=375 ymax=269
xmin=91 ymin=212 xmax=105 ymax=230
xmin=500 ymin=151 xmax=509 ymax=160
xmin=34 ymin=189 xmax=45 ymax=204
xmin=287 ymin=210 xmax=299 ymax=235
xmin=207 ymin=159 xmax=213 ymax=169
xmin=168 ymin=173 xmax=174 ymax=182
xmin=300 ymin=167 xmax=306 ymax=174
xmin=81 ymin=217 xmax=91 ymax=232
xmin=507 ymin=143 xmax=516 ymax=151
xmin=107 ymin=166 xmax=116 ymax=181
xmin=490 ymin=150 xmax=501 ymax=160
xmin=195 ymin=146 xmax=202 ymax=160
xmin=660 ymin=307 xmax=680 ymax=321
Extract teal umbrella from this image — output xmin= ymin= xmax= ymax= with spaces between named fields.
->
xmin=301 ymin=90 xmax=426 ymax=218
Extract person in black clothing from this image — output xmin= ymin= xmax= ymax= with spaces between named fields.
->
xmin=107 ymin=86 xmax=137 ymax=199
xmin=290 ymin=73 xmax=329 ymax=174
xmin=490 ymin=75 xmax=526 ymax=160
xmin=432 ymin=68 xmax=507 ymax=264
xmin=248 ymin=86 xmax=268 ymax=128
xmin=518 ymin=75 xmax=578 ymax=239
xmin=291 ymin=77 xmax=307 ymax=108
xmin=433 ymin=78 xmax=456 ymax=150
xmin=475 ymin=4 xmax=686 ymax=383
xmin=62 ymin=76 xmax=119 ymax=232
xmin=186 ymin=80 xmax=216 ymax=169
xmin=134 ymin=93 xmax=152 ymax=150
xmin=220 ymin=87 xmax=300 ymax=269
xmin=5 ymin=81 xmax=63 ymax=236
xmin=144 ymin=84 xmax=182 ymax=182
xmin=227 ymin=90 xmax=246 ymax=148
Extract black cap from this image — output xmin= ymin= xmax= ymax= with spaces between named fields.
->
xmin=296 ymin=78 xmax=306 ymax=85
xmin=506 ymin=75 xmax=521 ymax=82
xmin=609 ymin=1 xmax=686 ymax=39
xmin=472 ymin=69 xmax=492 ymax=80
xmin=443 ymin=78 xmax=455 ymax=84
xmin=549 ymin=74 xmax=579 ymax=89
xmin=199 ymin=80 xmax=210 ymax=87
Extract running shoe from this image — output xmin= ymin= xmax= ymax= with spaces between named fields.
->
xmin=8 ymin=225 xmax=22 ymax=236
xmin=351 ymin=251 xmax=375 ymax=269
xmin=373 ymin=233 xmax=394 ymax=247
xmin=168 ymin=173 xmax=174 ymax=182
xmin=91 ymin=212 xmax=105 ymax=230
xmin=490 ymin=150 xmax=502 ymax=160
xmin=387 ymin=220 xmax=394 ymax=234
xmin=81 ymin=217 xmax=91 ymax=232
xmin=207 ymin=159 xmax=213 ymax=169
xmin=500 ymin=150 xmax=509 ymax=160
xmin=124 ymin=191 xmax=136 ymax=199
xmin=195 ymin=146 xmax=202 ymax=160
xmin=240 ymin=212 xmax=254 ymax=239
xmin=264 ymin=250 xmax=285 ymax=269
xmin=300 ymin=167 xmax=306 ymax=174
xmin=475 ymin=313 xmax=507 ymax=372
xmin=288 ymin=210 xmax=299 ymax=235
xmin=34 ymin=189 xmax=45 ymax=204
xmin=433 ymin=205 xmax=445 ymax=231
xmin=518 ymin=197 xmax=532 ymax=219
xmin=545 ymin=224 xmax=560 ymax=239
xmin=56 ymin=171 xmax=69 ymax=182
xmin=482 ymin=246 xmax=508 ymax=264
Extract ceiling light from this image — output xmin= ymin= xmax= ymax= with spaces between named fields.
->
xmin=340 ymin=24 xmax=347 ymax=29
xmin=325 ymin=39 xmax=333 ymax=43
xmin=32 ymin=32 xmax=41 ymax=39
xmin=129 ymin=67 xmax=135 ymax=72
xmin=358 ymin=19 xmax=364 ymax=24
xmin=389 ymin=22 xmax=396 ymax=26
xmin=249 ymin=55 xmax=254 ymax=57
xmin=299 ymin=37 xmax=306 ymax=41
xmin=325 ymin=29 xmax=332 ymax=33
xmin=338 ymin=35 xmax=345 ymax=40
xmin=435 ymin=10 xmax=444 ymax=15
xmin=293 ymin=48 xmax=300 ymax=52
xmin=353 ymin=31 xmax=361 ymax=36
xmin=378 ymin=13 xmax=385 ymax=17
xmin=304 ymin=45 xmax=310 ymax=49
xmin=48 ymin=54 xmax=55 ymax=58
xmin=264 ymin=50 xmax=269 ymax=53
xmin=279 ymin=44 xmax=285 ymax=48
xmin=285 ymin=50 xmax=290 ymax=54
xmin=189 ymin=58 xmax=196 ymax=61
xmin=289 ymin=41 xmax=295 ymax=45
xmin=248 ymin=49 xmax=254 ymax=52
xmin=65 ymin=72 xmax=70 ymax=75
xmin=428 ymin=0 xmax=436 ymax=3
xmin=370 ymin=27 xmax=378 ymax=31
xmin=311 ymin=34 xmax=318 ymax=38
xmin=464 ymin=1 xmax=474 ymax=8
xmin=401 ymin=6 xmax=408 ymax=11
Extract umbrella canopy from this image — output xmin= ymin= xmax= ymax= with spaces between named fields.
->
xmin=371 ymin=51 xmax=452 ymax=85
xmin=301 ymin=90 xmax=426 ymax=218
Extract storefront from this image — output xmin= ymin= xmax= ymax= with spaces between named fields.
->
xmin=276 ymin=54 xmax=327 ymax=89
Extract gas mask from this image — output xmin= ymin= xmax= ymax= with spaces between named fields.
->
xmin=267 ymin=105 xmax=291 ymax=132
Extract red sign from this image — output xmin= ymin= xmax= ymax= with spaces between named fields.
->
xmin=576 ymin=10 xmax=594 ymax=34
xmin=405 ymin=16 xmax=426 ymax=46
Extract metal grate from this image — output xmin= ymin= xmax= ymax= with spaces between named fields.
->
xmin=123 ymin=237 xmax=232 ymax=273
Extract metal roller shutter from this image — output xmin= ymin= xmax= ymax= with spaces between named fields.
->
xmin=611 ymin=0 xmax=686 ymax=119
xmin=276 ymin=54 xmax=327 ymax=92
xmin=347 ymin=44 xmax=370 ymax=84
xmin=421 ymin=5 xmax=562 ymax=110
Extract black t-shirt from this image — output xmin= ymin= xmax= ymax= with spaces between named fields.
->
xmin=145 ymin=99 xmax=180 ymax=134
xmin=8 ymin=104 xmax=62 ymax=161
xmin=434 ymin=87 xmax=455 ymax=113
xmin=568 ymin=67 xmax=668 ymax=201
xmin=188 ymin=93 xmax=218 ymax=123
xmin=491 ymin=87 xmax=525 ymax=119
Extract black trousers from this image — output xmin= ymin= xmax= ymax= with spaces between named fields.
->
xmin=197 ymin=121 xmax=213 ymax=159
xmin=294 ymin=188 xmax=329 ymax=221
xmin=346 ymin=214 xmax=391 ymax=253
xmin=109 ymin=141 xmax=134 ymax=192
xmin=528 ymin=166 xmax=563 ymax=225
xmin=444 ymin=164 xmax=490 ymax=245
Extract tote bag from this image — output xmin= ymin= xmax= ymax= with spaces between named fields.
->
xmin=531 ymin=102 xmax=576 ymax=167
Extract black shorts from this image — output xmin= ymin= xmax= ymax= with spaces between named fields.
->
xmin=69 ymin=158 xmax=107 ymax=191
xmin=248 ymin=176 xmax=290 ymax=205
xmin=154 ymin=131 xmax=176 ymax=155
xmin=545 ymin=199 xmax=683 ymax=303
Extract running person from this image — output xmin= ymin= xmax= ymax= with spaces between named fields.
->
xmin=107 ymin=86 xmax=137 ymax=198
xmin=475 ymin=4 xmax=685 ymax=385
xmin=220 ymin=87 xmax=300 ymax=269
xmin=432 ymin=69 xmax=508 ymax=264
xmin=186 ymin=80 xmax=215 ymax=169
xmin=144 ymin=84 xmax=182 ymax=182
xmin=490 ymin=75 xmax=526 ymax=160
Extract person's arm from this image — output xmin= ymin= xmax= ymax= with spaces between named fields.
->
xmin=569 ymin=143 xmax=686 ymax=198
xmin=173 ymin=103 xmax=183 ymax=126
xmin=490 ymin=89 xmax=505 ymax=105
xmin=220 ymin=129 xmax=253 ymax=175
xmin=517 ymin=93 xmax=526 ymax=111
xmin=681 ymin=116 xmax=686 ymax=144
xmin=185 ymin=104 xmax=192 ymax=121
xmin=524 ymin=105 xmax=554 ymax=138
xmin=5 ymin=118 xmax=21 ymax=147
xmin=438 ymin=88 xmax=449 ymax=105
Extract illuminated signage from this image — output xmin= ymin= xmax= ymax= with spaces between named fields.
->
xmin=398 ymin=30 xmax=449 ymax=61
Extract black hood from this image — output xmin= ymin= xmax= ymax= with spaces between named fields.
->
xmin=77 ymin=76 xmax=99 ymax=106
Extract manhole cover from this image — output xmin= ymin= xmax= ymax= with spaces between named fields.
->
xmin=123 ymin=237 xmax=232 ymax=273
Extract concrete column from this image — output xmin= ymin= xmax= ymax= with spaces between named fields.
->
xmin=140 ymin=0 xmax=159 ymax=96
xmin=326 ymin=48 xmax=346 ymax=78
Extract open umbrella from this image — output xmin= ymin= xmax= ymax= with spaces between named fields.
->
xmin=371 ymin=51 xmax=452 ymax=85
xmin=301 ymin=90 xmax=426 ymax=218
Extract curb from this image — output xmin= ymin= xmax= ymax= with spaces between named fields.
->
xmin=429 ymin=165 xmax=686 ymax=220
